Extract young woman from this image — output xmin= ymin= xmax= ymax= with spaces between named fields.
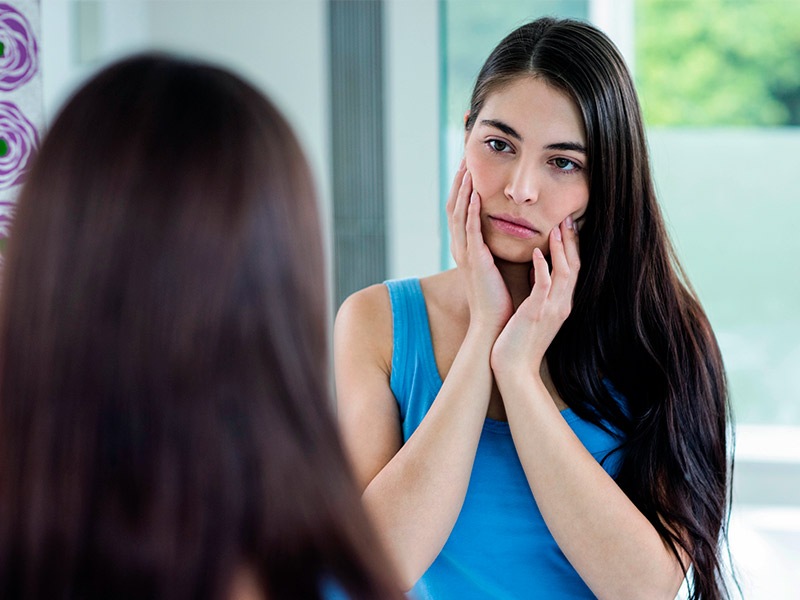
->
xmin=335 ymin=18 xmax=732 ymax=600
xmin=0 ymin=55 xmax=402 ymax=600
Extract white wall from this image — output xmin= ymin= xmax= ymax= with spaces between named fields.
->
xmin=384 ymin=0 xmax=441 ymax=280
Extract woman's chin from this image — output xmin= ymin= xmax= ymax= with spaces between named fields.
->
xmin=487 ymin=241 xmax=549 ymax=264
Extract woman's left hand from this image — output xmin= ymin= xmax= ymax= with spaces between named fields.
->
xmin=490 ymin=217 xmax=580 ymax=379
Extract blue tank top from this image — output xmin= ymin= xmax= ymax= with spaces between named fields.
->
xmin=385 ymin=278 xmax=626 ymax=600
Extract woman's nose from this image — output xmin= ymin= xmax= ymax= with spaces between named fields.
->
xmin=504 ymin=162 xmax=539 ymax=205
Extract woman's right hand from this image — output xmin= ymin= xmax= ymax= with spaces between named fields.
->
xmin=446 ymin=160 xmax=513 ymax=336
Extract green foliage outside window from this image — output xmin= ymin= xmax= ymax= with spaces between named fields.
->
xmin=636 ymin=0 xmax=800 ymax=126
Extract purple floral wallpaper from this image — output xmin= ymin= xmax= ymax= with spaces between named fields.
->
xmin=0 ymin=100 xmax=38 ymax=190
xmin=0 ymin=2 xmax=39 ymax=91
xmin=0 ymin=1 xmax=42 ymax=253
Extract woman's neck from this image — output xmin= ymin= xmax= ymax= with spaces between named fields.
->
xmin=495 ymin=257 xmax=534 ymax=310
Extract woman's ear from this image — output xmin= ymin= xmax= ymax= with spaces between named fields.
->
xmin=463 ymin=110 xmax=471 ymax=146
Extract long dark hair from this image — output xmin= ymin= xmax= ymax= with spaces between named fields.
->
xmin=466 ymin=18 xmax=733 ymax=600
xmin=0 ymin=54 xmax=400 ymax=600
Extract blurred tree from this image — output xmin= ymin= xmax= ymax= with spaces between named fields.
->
xmin=636 ymin=0 xmax=800 ymax=126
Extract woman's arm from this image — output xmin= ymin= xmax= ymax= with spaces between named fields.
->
xmin=334 ymin=164 xmax=511 ymax=591
xmin=335 ymin=291 xmax=497 ymax=591
xmin=498 ymin=375 xmax=687 ymax=600
xmin=491 ymin=220 xmax=688 ymax=600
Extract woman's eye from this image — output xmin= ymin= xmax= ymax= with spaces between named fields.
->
xmin=488 ymin=140 xmax=510 ymax=153
xmin=553 ymin=157 xmax=577 ymax=171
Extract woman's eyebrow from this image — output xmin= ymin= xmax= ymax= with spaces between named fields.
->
xmin=480 ymin=119 xmax=522 ymax=141
xmin=480 ymin=120 xmax=586 ymax=154
xmin=545 ymin=142 xmax=587 ymax=154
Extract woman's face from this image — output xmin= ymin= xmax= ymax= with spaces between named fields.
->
xmin=464 ymin=76 xmax=589 ymax=263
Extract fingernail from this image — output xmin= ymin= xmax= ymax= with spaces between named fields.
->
xmin=534 ymin=247 xmax=544 ymax=259
xmin=459 ymin=157 xmax=466 ymax=170
xmin=470 ymin=191 xmax=477 ymax=203
xmin=565 ymin=215 xmax=574 ymax=230
xmin=462 ymin=169 xmax=469 ymax=183
xmin=552 ymin=226 xmax=562 ymax=241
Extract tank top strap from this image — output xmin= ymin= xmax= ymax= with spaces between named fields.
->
xmin=383 ymin=278 xmax=441 ymax=417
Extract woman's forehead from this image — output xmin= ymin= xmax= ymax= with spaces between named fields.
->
xmin=479 ymin=76 xmax=586 ymax=146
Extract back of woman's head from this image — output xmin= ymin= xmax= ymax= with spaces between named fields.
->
xmin=0 ymin=54 xmax=399 ymax=600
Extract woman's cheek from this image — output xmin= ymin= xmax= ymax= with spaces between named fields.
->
xmin=465 ymin=159 xmax=493 ymax=200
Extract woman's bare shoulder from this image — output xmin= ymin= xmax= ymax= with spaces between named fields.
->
xmin=335 ymin=273 xmax=463 ymax=372
xmin=334 ymin=283 xmax=393 ymax=374
xmin=337 ymin=283 xmax=391 ymax=323
xmin=339 ymin=272 xmax=457 ymax=323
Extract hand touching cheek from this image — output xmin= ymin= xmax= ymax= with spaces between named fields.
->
xmin=490 ymin=216 xmax=580 ymax=379
xmin=446 ymin=162 xmax=514 ymax=335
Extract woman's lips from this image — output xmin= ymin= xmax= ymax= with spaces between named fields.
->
xmin=488 ymin=214 xmax=539 ymax=239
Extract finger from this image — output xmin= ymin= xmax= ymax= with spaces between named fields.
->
xmin=530 ymin=247 xmax=551 ymax=307
xmin=562 ymin=216 xmax=581 ymax=288
xmin=452 ymin=169 xmax=471 ymax=236
xmin=548 ymin=223 xmax=572 ymax=299
xmin=445 ymin=157 xmax=467 ymax=217
xmin=465 ymin=190 xmax=483 ymax=252
xmin=450 ymin=169 xmax=472 ymax=252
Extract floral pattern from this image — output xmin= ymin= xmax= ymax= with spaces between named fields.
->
xmin=0 ymin=2 xmax=41 ymax=253
xmin=0 ymin=100 xmax=38 ymax=191
xmin=0 ymin=2 xmax=39 ymax=92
